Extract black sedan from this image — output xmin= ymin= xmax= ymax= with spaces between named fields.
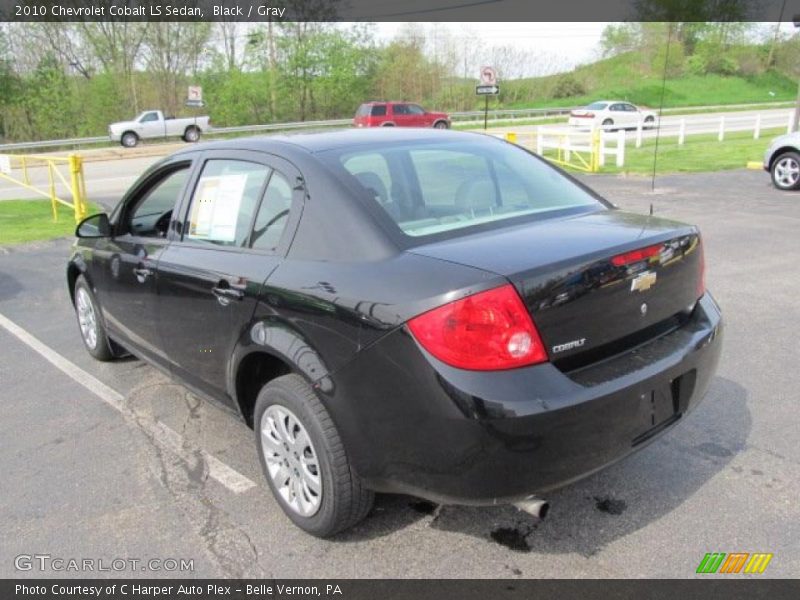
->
xmin=68 ymin=129 xmax=722 ymax=537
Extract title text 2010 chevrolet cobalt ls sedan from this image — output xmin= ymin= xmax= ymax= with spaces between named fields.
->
xmin=68 ymin=129 xmax=722 ymax=536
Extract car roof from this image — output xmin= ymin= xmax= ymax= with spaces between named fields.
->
xmin=171 ymin=128 xmax=486 ymax=156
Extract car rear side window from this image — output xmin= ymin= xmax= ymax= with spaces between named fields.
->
xmin=370 ymin=105 xmax=387 ymax=117
xmin=331 ymin=140 xmax=601 ymax=238
xmin=250 ymin=171 xmax=293 ymax=251
xmin=355 ymin=104 xmax=370 ymax=117
xmin=185 ymin=160 xmax=270 ymax=247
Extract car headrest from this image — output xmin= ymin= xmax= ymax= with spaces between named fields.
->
xmin=354 ymin=171 xmax=389 ymax=205
xmin=455 ymin=178 xmax=496 ymax=212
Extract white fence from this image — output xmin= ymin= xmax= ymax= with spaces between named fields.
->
xmin=500 ymin=110 xmax=794 ymax=169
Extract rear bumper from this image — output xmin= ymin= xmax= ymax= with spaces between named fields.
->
xmin=321 ymin=293 xmax=723 ymax=505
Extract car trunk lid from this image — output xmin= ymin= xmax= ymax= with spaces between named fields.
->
xmin=409 ymin=209 xmax=703 ymax=368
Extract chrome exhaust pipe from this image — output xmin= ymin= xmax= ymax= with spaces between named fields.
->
xmin=513 ymin=496 xmax=550 ymax=520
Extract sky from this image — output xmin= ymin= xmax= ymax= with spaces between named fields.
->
xmin=373 ymin=22 xmax=609 ymax=74
xmin=370 ymin=21 xmax=797 ymax=78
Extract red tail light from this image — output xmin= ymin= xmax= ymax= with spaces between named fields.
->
xmin=610 ymin=243 xmax=662 ymax=267
xmin=407 ymin=284 xmax=548 ymax=370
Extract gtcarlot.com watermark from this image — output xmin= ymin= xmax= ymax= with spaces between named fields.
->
xmin=15 ymin=554 xmax=194 ymax=573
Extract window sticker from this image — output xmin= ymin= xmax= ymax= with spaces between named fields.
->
xmin=187 ymin=173 xmax=248 ymax=242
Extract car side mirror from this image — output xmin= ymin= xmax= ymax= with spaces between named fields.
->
xmin=76 ymin=213 xmax=111 ymax=238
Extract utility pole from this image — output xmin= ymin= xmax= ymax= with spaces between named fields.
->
xmin=794 ymin=15 xmax=800 ymax=132
xmin=766 ymin=0 xmax=787 ymax=68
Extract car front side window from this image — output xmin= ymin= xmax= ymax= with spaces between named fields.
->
xmin=124 ymin=166 xmax=190 ymax=238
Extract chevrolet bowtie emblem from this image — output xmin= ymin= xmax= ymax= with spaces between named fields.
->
xmin=631 ymin=270 xmax=657 ymax=292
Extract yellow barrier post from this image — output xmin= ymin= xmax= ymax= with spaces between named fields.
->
xmin=21 ymin=156 xmax=30 ymax=185
xmin=68 ymin=154 xmax=87 ymax=223
xmin=48 ymin=163 xmax=58 ymax=222
xmin=505 ymin=132 xmax=517 ymax=144
xmin=591 ymin=129 xmax=601 ymax=172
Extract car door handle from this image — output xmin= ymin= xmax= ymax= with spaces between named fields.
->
xmin=133 ymin=266 xmax=153 ymax=282
xmin=212 ymin=285 xmax=244 ymax=305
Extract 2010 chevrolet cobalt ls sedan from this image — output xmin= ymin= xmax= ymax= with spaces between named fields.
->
xmin=68 ymin=129 xmax=722 ymax=537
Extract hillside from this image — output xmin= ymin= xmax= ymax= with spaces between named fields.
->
xmin=485 ymin=51 xmax=797 ymax=110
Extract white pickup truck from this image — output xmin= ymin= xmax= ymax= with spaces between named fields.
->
xmin=108 ymin=110 xmax=211 ymax=147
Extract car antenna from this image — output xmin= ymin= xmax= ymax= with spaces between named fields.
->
xmin=651 ymin=23 xmax=673 ymax=194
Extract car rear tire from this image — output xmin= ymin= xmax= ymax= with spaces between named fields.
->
xmin=771 ymin=151 xmax=800 ymax=190
xmin=73 ymin=276 xmax=115 ymax=361
xmin=121 ymin=132 xmax=138 ymax=148
xmin=254 ymin=374 xmax=374 ymax=537
xmin=602 ymin=118 xmax=614 ymax=131
xmin=183 ymin=126 xmax=200 ymax=143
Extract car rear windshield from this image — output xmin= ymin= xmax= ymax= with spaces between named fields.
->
xmin=355 ymin=104 xmax=371 ymax=117
xmin=325 ymin=139 xmax=603 ymax=238
xmin=586 ymin=102 xmax=608 ymax=110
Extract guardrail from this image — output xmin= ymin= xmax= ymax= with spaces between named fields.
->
xmin=0 ymin=153 xmax=89 ymax=223
xmin=0 ymin=101 xmax=794 ymax=154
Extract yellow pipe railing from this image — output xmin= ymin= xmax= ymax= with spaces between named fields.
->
xmin=0 ymin=153 xmax=88 ymax=223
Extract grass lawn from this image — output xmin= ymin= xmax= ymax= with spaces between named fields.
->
xmin=0 ymin=200 xmax=101 ymax=246
xmin=538 ymin=128 xmax=779 ymax=176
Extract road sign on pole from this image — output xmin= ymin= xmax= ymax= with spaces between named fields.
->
xmin=186 ymin=85 xmax=204 ymax=107
xmin=476 ymin=85 xmax=500 ymax=95
xmin=480 ymin=66 xmax=497 ymax=86
xmin=477 ymin=67 xmax=500 ymax=131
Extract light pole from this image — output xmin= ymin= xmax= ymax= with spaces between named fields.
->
xmin=793 ymin=15 xmax=800 ymax=132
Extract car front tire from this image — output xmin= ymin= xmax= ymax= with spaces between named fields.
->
xmin=121 ymin=132 xmax=139 ymax=148
xmin=771 ymin=151 xmax=800 ymax=190
xmin=73 ymin=276 xmax=115 ymax=361
xmin=254 ymin=374 xmax=374 ymax=537
xmin=183 ymin=126 xmax=200 ymax=143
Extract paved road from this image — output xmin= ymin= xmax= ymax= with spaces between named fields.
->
xmin=1 ymin=169 xmax=798 ymax=578
xmin=0 ymin=155 xmax=161 ymax=206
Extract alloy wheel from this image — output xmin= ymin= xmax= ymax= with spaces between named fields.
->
xmin=774 ymin=157 xmax=800 ymax=188
xmin=260 ymin=405 xmax=322 ymax=517
xmin=76 ymin=287 xmax=97 ymax=350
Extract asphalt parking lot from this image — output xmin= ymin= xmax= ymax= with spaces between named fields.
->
xmin=1 ymin=168 xmax=798 ymax=578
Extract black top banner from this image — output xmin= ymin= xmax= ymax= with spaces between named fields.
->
xmin=3 ymin=579 xmax=800 ymax=600
xmin=0 ymin=0 xmax=797 ymax=22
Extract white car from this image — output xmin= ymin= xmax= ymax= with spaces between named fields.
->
xmin=568 ymin=101 xmax=658 ymax=131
